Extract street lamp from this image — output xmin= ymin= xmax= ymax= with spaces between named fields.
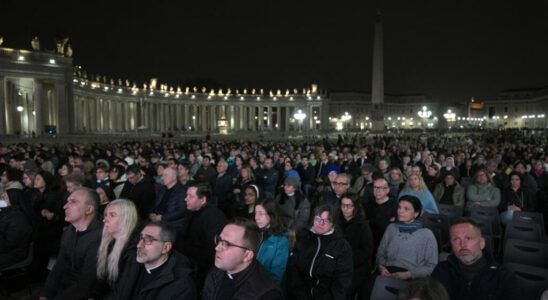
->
xmin=341 ymin=112 xmax=352 ymax=130
xmin=418 ymin=106 xmax=432 ymax=118
xmin=293 ymin=109 xmax=306 ymax=132
xmin=443 ymin=109 xmax=456 ymax=128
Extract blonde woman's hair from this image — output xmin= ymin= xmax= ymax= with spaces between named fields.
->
xmin=402 ymin=172 xmax=429 ymax=194
xmin=96 ymin=199 xmax=138 ymax=284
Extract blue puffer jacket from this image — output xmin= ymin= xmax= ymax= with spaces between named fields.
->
xmin=152 ymin=182 xmax=187 ymax=232
xmin=257 ymin=232 xmax=290 ymax=287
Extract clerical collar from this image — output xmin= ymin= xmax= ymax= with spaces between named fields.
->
xmin=376 ymin=197 xmax=390 ymax=205
xmin=287 ymin=192 xmax=295 ymax=197
xmin=145 ymin=255 xmax=169 ymax=274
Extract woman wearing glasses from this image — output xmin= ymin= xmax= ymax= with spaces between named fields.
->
xmin=338 ymin=192 xmax=374 ymax=299
xmin=287 ymin=204 xmax=353 ymax=300
xmin=88 ymin=199 xmax=140 ymax=299
xmin=255 ymin=198 xmax=290 ymax=286
xmin=465 ymin=169 xmax=501 ymax=211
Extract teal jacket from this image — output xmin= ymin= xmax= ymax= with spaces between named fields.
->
xmin=257 ymin=232 xmax=290 ymax=287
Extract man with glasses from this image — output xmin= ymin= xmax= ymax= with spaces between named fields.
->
xmin=120 ymin=165 xmax=155 ymax=220
xmin=178 ymin=183 xmax=226 ymax=290
xmin=365 ymin=178 xmax=398 ymax=247
xmin=116 ymin=221 xmax=197 ymax=299
xmin=315 ymin=171 xmax=351 ymax=209
xmin=202 ymin=218 xmax=282 ymax=299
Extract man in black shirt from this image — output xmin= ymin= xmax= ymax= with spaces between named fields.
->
xmin=202 ymin=218 xmax=282 ymax=299
xmin=116 ymin=221 xmax=196 ymax=299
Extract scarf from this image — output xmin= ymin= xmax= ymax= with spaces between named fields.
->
xmin=534 ymin=169 xmax=544 ymax=178
xmin=397 ymin=218 xmax=422 ymax=233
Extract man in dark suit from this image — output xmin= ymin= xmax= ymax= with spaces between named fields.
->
xmin=120 ymin=165 xmax=156 ymax=220
xmin=213 ymin=160 xmax=234 ymax=218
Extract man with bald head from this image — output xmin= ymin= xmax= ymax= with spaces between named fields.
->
xmin=150 ymin=167 xmax=187 ymax=232
xmin=38 ymin=187 xmax=103 ymax=300
xmin=431 ymin=218 xmax=518 ymax=300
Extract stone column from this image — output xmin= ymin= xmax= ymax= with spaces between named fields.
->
xmin=267 ymin=106 xmax=272 ymax=129
xmin=201 ymin=105 xmax=207 ymax=132
xmin=56 ymin=80 xmax=68 ymax=135
xmin=34 ymin=79 xmax=44 ymax=136
xmin=285 ymin=106 xmax=290 ymax=131
xmin=183 ymin=104 xmax=189 ymax=130
xmin=0 ymin=76 xmax=5 ymax=135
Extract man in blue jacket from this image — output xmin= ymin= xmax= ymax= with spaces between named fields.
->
xmin=150 ymin=167 xmax=187 ymax=232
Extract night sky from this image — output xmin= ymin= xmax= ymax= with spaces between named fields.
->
xmin=2 ymin=1 xmax=548 ymax=103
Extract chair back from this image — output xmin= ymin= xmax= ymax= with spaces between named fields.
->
xmin=470 ymin=207 xmax=501 ymax=237
xmin=505 ymin=220 xmax=543 ymax=243
xmin=371 ymin=275 xmax=409 ymax=300
xmin=504 ymin=262 xmax=548 ymax=300
xmin=503 ymin=238 xmax=548 ymax=268
xmin=512 ymin=211 xmax=545 ymax=237
xmin=438 ymin=204 xmax=463 ymax=225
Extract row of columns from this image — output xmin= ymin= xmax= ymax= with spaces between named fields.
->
xmin=70 ymin=93 xmax=326 ymax=133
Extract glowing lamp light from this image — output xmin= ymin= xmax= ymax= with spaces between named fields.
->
xmin=294 ymin=110 xmax=307 ymax=121
xmin=16 ymin=105 xmax=24 ymax=112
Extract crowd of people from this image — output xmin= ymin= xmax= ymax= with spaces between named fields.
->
xmin=0 ymin=129 xmax=547 ymax=299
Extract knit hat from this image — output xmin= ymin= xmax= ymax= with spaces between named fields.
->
xmin=325 ymin=165 xmax=341 ymax=176
xmin=284 ymin=176 xmax=301 ymax=189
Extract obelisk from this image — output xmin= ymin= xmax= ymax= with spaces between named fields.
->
xmin=371 ymin=10 xmax=385 ymax=132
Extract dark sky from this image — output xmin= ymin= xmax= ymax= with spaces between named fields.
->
xmin=2 ymin=1 xmax=548 ymax=102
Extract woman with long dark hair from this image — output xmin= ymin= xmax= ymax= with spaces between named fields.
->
xmin=255 ymin=198 xmax=290 ymax=286
xmin=338 ymin=192 xmax=374 ymax=299
xmin=500 ymin=171 xmax=536 ymax=224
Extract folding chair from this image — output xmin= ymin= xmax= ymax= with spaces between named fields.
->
xmin=512 ymin=211 xmax=545 ymax=238
xmin=504 ymin=262 xmax=548 ymax=300
xmin=470 ymin=207 xmax=502 ymax=238
xmin=370 ymin=275 xmax=409 ymax=300
xmin=503 ymin=238 xmax=548 ymax=268
xmin=505 ymin=220 xmax=543 ymax=244
xmin=438 ymin=203 xmax=463 ymax=225
xmin=422 ymin=213 xmax=451 ymax=249
xmin=0 ymin=242 xmax=34 ymax=296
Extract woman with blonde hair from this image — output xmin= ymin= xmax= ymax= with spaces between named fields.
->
xmin=89 ymin=199 xmax=139 ymax=299
xmin=399 ymin=172 xmax=439 ymax=214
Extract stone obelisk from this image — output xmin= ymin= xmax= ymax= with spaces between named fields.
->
xmin=371 ymin=10 xmax=385 ymax=132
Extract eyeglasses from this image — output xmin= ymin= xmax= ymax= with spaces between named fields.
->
xmin=341 ymin=204 xmax=354 ymax=209
xmin=373 ymin=186 xmax=388 ymax=190
xmin=314 ymin=215 xmax=332 ymax=225
xmin=333 ymin=181 xmax=348 ymax=186
xmin=138 ymin=235 xmax=165 ymax=245
xmin=214 ymin=234 xmax=249 ymax=251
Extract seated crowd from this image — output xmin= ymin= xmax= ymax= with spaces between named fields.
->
xmin=0 ymin=130 xmax=547 ymax=299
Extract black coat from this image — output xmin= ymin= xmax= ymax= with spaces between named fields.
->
xmin=298 ymin=164 xmax=316 ymax=186
xmin=213 ymin=172 xmax=234 ymax=214
xmin=40 ymin=219 xmax=103 ymax=300
xmin=120 ymin=176 xmax=156 ymax=220
xmin=115 ymin=251 xmax=197 ymax=300
xmin=202 ymin=260 xmax=282 ymax=300
xmin=431 ymin=251 xmax=519 ymax=300
xmin=364 ymin=196 xmax=397 ymax=247
xmin=0 ymin=206 xmax=33 ymax=269
xmin=337 ymin=214 xmax=374 ymax=296
xmin=152 ymin=182 xmax=187 ymax=232
xmin=259 ymin=167 xmax=279 ymax=197
xmin=177 ymin=204 xmax=227 ymax=288
xmin=287 ymin=228 xmax=353 ymax=300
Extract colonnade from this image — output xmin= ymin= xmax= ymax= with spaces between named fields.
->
xmin=71 ymin=88 xmax=326 ymax=134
